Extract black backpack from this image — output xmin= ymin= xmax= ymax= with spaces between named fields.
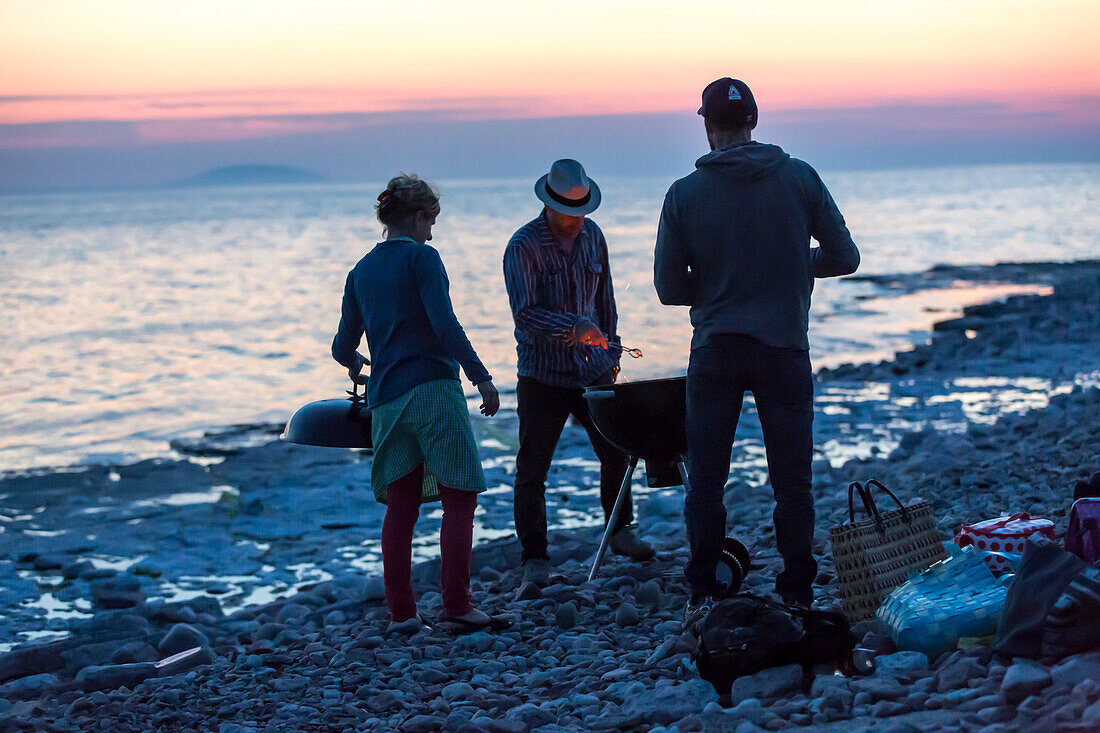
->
xmin=693 ymin=593 xmax=857 ymax=696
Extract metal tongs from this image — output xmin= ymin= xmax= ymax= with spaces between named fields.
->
xmin=557 ymin=331 xmax=643 ymax=358
xmin=609 ymin=342 xmax=643 ymax=359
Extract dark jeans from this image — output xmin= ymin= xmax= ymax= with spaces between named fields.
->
xmin=514 ymin=375 xmax=631 ymax=562
xmin=685 ymin=334 xmax=817 ymax=603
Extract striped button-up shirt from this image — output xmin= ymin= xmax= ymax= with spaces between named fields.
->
xmin=503 ymin=212 xmax=620 ymax=389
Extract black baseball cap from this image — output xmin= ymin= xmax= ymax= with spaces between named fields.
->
xmin=698 ymin=78 xmax=758 ymax=128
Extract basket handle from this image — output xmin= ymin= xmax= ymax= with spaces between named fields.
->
xmin=848 ymin=482 xmax=882 ymax=524
xmin=961 ymin=512 xmax=1031 ymax=534
xmin=864 ymin=479 xmax=910 ymax=521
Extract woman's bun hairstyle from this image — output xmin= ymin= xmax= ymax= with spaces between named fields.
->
xmin=376 ymin=174 xmax=440 ymax=228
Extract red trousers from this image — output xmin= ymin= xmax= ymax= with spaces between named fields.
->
xmin=381 ymin=465 xmax=476 ymax=621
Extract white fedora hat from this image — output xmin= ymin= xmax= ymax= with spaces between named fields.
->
xmin=534 ymin=159 xmax=601 ymax=216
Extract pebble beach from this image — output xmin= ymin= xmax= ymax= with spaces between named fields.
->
xmin=2 ymin=258 xmax=1100 ymax=732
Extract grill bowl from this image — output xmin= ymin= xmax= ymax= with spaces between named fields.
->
xmin=583 ymin=376 xmax=687 ymax=487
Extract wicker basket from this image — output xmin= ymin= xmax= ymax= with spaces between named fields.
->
xmin=830 ymin=479 xmax=948 ymax=622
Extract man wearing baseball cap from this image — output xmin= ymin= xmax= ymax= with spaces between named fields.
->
xmin=654 ymin=79 xmax=861 ymax=629
xmin=504 ymin=159 xmax=656 ymax=589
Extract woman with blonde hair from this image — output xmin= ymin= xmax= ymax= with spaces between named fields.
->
xmin=332 ymin=174 xmax=504 ymax=632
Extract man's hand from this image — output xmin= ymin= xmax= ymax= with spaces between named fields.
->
xmin=349 ymin=352 xmax=370 ymax=385
xmin=569 ymin=318 xmax=609 ymax=349
xmin=477 ymin=379 xmax=500 ymax=417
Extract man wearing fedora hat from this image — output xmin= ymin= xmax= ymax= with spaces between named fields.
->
xmin=504 ymin=159 xmax=655 ymax=586
xmin=655 ymin=79 xmax=860 ymax=628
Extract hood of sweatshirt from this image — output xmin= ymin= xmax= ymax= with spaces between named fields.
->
xmin=695 ymin=141 xmax=790 ymax=181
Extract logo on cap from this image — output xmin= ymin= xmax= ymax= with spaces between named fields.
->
xmin=728 ymin=85 xmax=742 ymax=101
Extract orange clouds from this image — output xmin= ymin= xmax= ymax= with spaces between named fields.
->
xmin=1 ymin=0 xmax=1097 ymax=126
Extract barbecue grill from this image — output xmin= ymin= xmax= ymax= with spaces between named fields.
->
xmin=583 ymin=376 xmax=691 ymax=580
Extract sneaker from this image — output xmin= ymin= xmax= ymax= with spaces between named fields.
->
xmin=682 ymin=595 xmax=717 ymax=635
xmin=521 ymin=557 xmax=551 ymax=587
xmin=609 ymin=525 xmax=656 ymax=561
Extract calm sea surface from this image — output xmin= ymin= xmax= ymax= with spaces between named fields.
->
xmin=1 ymin=163 xmax=1098 ymax=470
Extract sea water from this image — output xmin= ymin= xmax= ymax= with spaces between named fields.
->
xmin=1 ymin=162 xmax=1098 ymax=471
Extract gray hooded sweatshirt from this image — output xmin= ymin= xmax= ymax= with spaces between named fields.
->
xmin=654 ymin=141 xmax=860 ymax=351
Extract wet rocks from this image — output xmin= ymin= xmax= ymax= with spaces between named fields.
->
xmin=157 ymin=624 xmax=210 ymax=657
xmin=274 ymin=602 xmax=311 ymax=625
xmin=636 ymin=579 xmax=662 ymax=609
xmin=554 ymin=602 xmax=577 ymax=629
xmin=0 ymin=563 xmax=39 ymax=606
xmin=155 ymin=645 xmax=215 ymax=676
xmin=31 ymin=554 xmax=66 ymax=571
xmin=729 ymin=664 xmax=803 ymax=702
xmin=852 ymin=676 xmax=907 ymax=702
xmin=614 ymin=602 xmax=640 ymax=627
xmin=1051 ymin=654 xmax=1100 ymax=689
xmin=935 ymin=654 xmax=987 ymax=693
xmin=1001 ymin=662 xmax=1052 ymax=703
xmin=874 ymin=651 xmax=929 ymax=679
xmin=0 ymin=673 xmax=60 ymax=699
xmin=76 ymin=662 xmax=157 ymax=692
xmin=0 ymin=640 xmax=69 ymax=682
xmin=90 ymin=576 xmax=145 ymax=610
xmin=437 ymin=677 xmax=473 ymax=704
xmin=514 ymin=582 xmax=542 ymax=601
xmin=618 ymin=678 xmax=720 ymax=727
xmin=872 ymin=700 xmax=911 ymax=718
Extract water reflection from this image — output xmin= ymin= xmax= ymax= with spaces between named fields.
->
xmin=2 ymin=165 xmax=1097 ymax=470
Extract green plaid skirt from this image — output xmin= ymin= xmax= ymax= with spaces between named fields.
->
xmin=370 ymin=378 xmax=487 ymax=504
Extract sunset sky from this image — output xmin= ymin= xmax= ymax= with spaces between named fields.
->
xmin=2 ymin=0 xmax=1098 ymax=189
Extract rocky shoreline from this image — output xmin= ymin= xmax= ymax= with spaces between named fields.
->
xmin=2 ymin=260 xmax=1100 ymax=732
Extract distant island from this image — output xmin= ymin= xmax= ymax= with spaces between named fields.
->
xmin=173 ymin=164 xmax=326 ymax=187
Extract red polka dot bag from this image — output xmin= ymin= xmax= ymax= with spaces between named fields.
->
xmin=955 ymin=513 xmax=1055 ymax=575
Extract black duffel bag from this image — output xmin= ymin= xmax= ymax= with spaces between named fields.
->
xmin=693 ymin=593 xmax=857 ymax=696
xmin=995 ymin=536 xmax=1100 ymax=662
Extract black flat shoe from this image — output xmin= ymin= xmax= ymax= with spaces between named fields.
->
xmin=437 ymin=614 xmax=512 ymax=635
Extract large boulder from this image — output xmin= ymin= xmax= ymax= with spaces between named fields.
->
xmin=69 ymin=611 xmax=152 ymax=640
xmin=1051 ymin=654 xmax=1100 ymax=689
xmin=145 ymin=595 xmax=224 ymax=624
xmin=61 ymin=640 xmax=129 ymax=677
xmin=112 ymin=641 xmax=159 ymax=665
xmin=617 ymin=678 xmax=720 ymax=727
xmin=1001 ymin=663 xmax=1052 ymax=703
xmin=0 ymin=673 xmax=60 ymax=700
xmin=76 ymin=662 xmax=157 ymax=692
xmin=157 ymin=624 xmax=211 ymax=657
xmin=155 ymin=645 xmax=215 ymax=677
xmin=729 ymin=664 xmax=803 ymax=702
xmin=873 ymin=651 xmax=930 ymax=679
xmin=935 ymin=654 xmax=986 ymax=693
xmin=0 ymin=642 xmax=66 ymax=682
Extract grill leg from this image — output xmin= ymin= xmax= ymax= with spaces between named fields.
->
xmin=587 ymin=455 xmax=639 ymax=582
xmin=676 ymin=456 xmax=691 ymax=493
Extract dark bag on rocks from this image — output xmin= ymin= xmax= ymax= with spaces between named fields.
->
xmin=1072 ymin=471 xmax=1100 ymax=501
xmin=1066 ymin=498 xmax=1100 ymax=563
xmin=693 ymin=594 xmax=857 ymax=696
xmin=994 ymin=536 xmax=1100 ymax=661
